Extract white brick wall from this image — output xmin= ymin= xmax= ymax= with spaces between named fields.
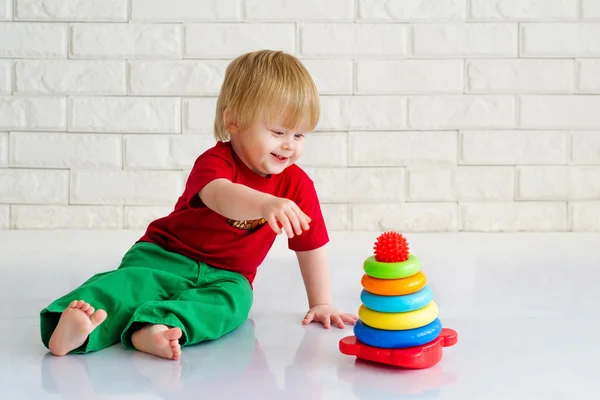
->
xmin=2 ymin=1 xmax=600 ymax=232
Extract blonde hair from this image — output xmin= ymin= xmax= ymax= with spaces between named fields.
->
xmin=214 ymin=50 xmax=320 ymax=141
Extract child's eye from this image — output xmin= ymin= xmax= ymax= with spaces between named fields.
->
xmin=294 ymin=133 xmax=305 ymax=139
xmin=273 ymin=131 xmax=284 ymax=136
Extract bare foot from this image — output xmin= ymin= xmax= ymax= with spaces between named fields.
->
xmin=48 ymin=300 xmax=107 ymax=356
xmin=131 ymin=324 xmax=182 ymax=360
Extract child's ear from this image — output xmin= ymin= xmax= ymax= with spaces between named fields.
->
xmin=223 ymin=109 xmax=239 ymax=135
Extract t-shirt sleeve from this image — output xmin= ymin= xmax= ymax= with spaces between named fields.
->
xmin=287 ymin=175 xmax=330 ymax=252
xmin=185 ymin=153 xmax=234 ymax=208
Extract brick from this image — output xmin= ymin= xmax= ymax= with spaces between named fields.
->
xmin=69 ymin=97 xmax=180 ymax=133
xmin=131 ymin=0 xmax=237 ymax=22
xmin=183 ymin=98 xmax=217 ymax=134
xmin=0 ymin=23 xmax=66 ymax=58
xmin=129 ymin=60 xmax=228 ymax=96
xmin=352 ymin=203 xmax=458 ymax=232
xmin=521 ymin=24 xmax=600 ymax=57
xmin=0 ymin=60 xmax=9 ymax=93
xmin=349 ymin=131 xmax=456 ymax=166
xmin=0 ymin=96 xmax=66 ymax=131
xmin=318 ymin=96 xmax=407 ymax=131
xmin=11 ymin=205 xmax=122 ymax=229
xmin=245 ymin=0 xmax=353 ymax=21
xmin=572 ymin=132 xmax=600 ymax=165
xmin=10 ymin=132 xmax=121 ymax=169
xmin=356 ymin=60 xmax=462 ymax=94
xmin=411 ymin=23 xmax=517 ymax=58
xmin=0 ymin=0 xmax=11 ymax=20
xmin=460 ymin=130 xmax=568 ymax=165
xmin=296 ymin=132 xmax=347 ymax=167
xmin=71 ymin=24 xmax=181 ymax=59
xmin=16 ymin=0 xmax=127 ymax=21
xmin=408 ymin=167 xmax=514 ymax=201
xmin=519 ymin=96 xmax=600 ymax=129
xmin=460 ymin=202 xmax=567 ymax=231
xmin=358 ymin=0 xmax=465 ymax=21
xmin=0 ymin=132 xmax=7 ymax=166
xmin=517 ymin=166 xmax=600 ymax=201
xmin=516 ymin=167 xmax=568 ymax=200
xmin=576 ymin=60 xmax=600 ymax=93
xmin=570 ymin=167 xmax=600 ymax=200
xmin=71 ymin=170 xmax=185 ymax=205
xmin=16 ymin=60 xmax=125 ymax=94
xmin=409 ymin=95 xmax=515 ymax=129
xmin=185 ymin=24 xmax=294 ymax=58
xmin=570 ymin=203 xmax=600 ymax=231
xmin=304 ymin=167 xmax=404 ymax=203
xmin=467 ymin=59 xmax=573 ymax=93
xmin=124 ymin=206 xmax=172 ymax=229
xmin=0 ymin=169 xmax=68 ymax=204
xmin=0 ymin=205 xmax=7 ymax=229
xmin=300 ymin=23 xmax=408 ymax=57
xmin=301 ymin=59 xmax=352 ymax=94
xmin=320 ymin=204 xmax=350 ymax=231
xmin=124 ymin=134 xmax=215 ymax=169
xmin=469 ymin=0 xmax=578 ymax=21
xmin=582 ymin=0 xmax=600 ymax=20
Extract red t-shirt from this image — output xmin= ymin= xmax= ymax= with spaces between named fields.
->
xmin=138 ymin=141 xmax=329 ymax=285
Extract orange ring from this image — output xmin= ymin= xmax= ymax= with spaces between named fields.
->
xmin=361 ymin=271 xmax=427 ymax=296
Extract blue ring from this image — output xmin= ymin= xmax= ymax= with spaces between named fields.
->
xmin=354 ymin=318 xmax=442 ymax=349
xmin=361 ymin=285 xmax=433 ymax=313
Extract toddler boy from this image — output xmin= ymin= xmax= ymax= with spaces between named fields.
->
xmin=41 ymin=50 xmax=358 ymax=360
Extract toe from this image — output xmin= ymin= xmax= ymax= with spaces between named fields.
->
xmin=69 ymin=300 xmax=78 ymax=308
xmin=81 ymin=303 xmax=90 ymax=312
xmin=171 ymin=341 xmax=181 ymax=360
xmin=86 ymin=306 xmax=95 ymax=316
xmin=75 ymin=300 xmax=85 ymax=309
xmin=164 ymin=327 xmax=182 ymax=341
xmin=91 ymin=310 xmax=107 ymax=326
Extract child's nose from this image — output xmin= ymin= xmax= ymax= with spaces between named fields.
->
xmin=282 ymin=139 xmax=294 ymax=151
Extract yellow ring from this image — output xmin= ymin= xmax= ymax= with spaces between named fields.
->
xmin=358 ymin=301 xmax=439 ymax=330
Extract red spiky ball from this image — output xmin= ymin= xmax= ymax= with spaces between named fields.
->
xmin=373 ymin=231 xmax=409 ymax=263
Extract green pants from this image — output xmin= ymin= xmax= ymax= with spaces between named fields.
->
xmin=40 ymin=242 xmax=253 ymax=354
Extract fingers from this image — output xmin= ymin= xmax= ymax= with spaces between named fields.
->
xmin=302 ymin=312 xmax=315 ymax=325
xmin=284 ymin=208 xmax=303 ymax=236
xmin=266 ymin=215 xmax=281 ymax=235
xmin=291 ymin=204 xmax=311 ymax=231
xmin=320 ymin=314 xmax=332 ymax=329
xmin=332 ymin=314 xmax=345 ymax=329
xmin=341 ymin=314 xmax=358 ymax=325
xmin=264 ymin=199 xmax=311 ymax=238
xmin=277 ymin=211 xmax=295 ymax=238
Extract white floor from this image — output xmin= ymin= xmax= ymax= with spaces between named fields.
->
xmin=1 ymin=230 xmax=600 ymax=399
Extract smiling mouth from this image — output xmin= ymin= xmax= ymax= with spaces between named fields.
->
xmin=271 ymin=153 xmax=289 ymax=163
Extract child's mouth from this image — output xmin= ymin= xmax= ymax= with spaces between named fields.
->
xmin=271 ymin=153 xmax=289 ymax=163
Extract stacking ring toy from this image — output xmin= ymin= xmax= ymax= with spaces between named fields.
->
xmin=364 ymin=254 xmax=420 ymax=279
xmin=354 ymin=318 xmax=442 ymax=349
xmin=361 ymin=271 xmax=426 ymax=296
xmin=359 ymin=301 xmax=438 ymax=330
xmin=361 ymin=285 xmax=433 ymax=313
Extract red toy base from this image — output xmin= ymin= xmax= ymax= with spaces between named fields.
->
xmin=339 ymin=328 xmax=457 ymax=369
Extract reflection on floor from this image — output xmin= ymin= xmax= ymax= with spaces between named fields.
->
xmin=2 ymin=230 xmax=600 ymax=399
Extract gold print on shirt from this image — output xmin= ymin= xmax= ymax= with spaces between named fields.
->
xmin=227 ymin=218 xmax=267 ymax=232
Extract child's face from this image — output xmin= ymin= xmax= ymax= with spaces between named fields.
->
xmin=229 ymin=117 xmax=307 ymax=176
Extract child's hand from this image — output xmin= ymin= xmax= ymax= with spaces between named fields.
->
xmin=302 ymin=304 xmax=359 ymax=329
xmin=262 ymin=196 xmax=311 ymax=238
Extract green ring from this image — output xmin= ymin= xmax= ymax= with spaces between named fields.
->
xmin=363 ymin=254 xmax=421 ymax=279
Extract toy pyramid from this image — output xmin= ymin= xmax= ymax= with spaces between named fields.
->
xmin=339 ymin=231 xmax=457 ymax=369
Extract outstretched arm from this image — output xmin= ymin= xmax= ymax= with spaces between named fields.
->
xmin=296 ymin=245 xmax=358 ymax=329
xmin=199 ymin=178 xmax=310 ymax=237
